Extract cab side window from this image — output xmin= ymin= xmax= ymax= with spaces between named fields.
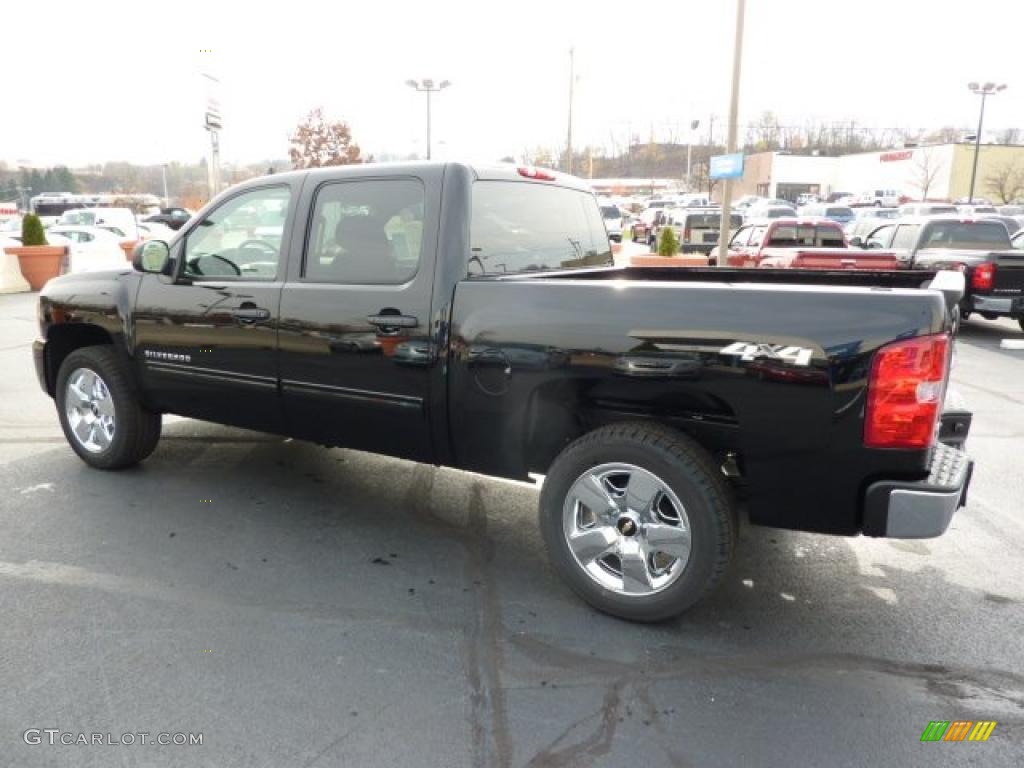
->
xmin=303 ymin=179 xmax=425 ymax=284
xmin=183 ymin=186 xmax=291 ymax=280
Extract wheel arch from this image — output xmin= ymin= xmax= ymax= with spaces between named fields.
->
xmin=43 ymin=324 xmax=115 ymax=396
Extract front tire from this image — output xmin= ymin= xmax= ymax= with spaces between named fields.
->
xmin=539 ymin=423 xmax=735 ymax=622
xmin=56 ymin=346 xmax=162 ymax=470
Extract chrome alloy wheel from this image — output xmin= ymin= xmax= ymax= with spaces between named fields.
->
xmin=65 ymin=368 xmax=116 ymax=453
xmin=562 ymin=463 xmax=692 ymax=596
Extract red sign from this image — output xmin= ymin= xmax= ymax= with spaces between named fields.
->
xmin=880 ymin=150 xmax=912 ymax=162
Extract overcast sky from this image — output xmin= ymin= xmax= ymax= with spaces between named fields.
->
xmin=2 ymin=0 xmax=1021 ymax=168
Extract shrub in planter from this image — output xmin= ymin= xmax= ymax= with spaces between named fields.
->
xmin=12 ymin=213 xmax=66 ymax=290
xmin=657 ymin=226 xmax=679 ymax=257
xmin=22 ymin=213 xmax=48 ymax=246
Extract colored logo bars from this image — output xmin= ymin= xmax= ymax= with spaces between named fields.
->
xmin=920 ymin=721 xmax=997 ymax=742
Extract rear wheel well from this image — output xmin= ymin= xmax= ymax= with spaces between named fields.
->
xmin=44 ymin=324 xmax=114 ymax=396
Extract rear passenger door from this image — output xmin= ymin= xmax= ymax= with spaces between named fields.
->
xmin=278 ymin=170 xmax=441 ymax=462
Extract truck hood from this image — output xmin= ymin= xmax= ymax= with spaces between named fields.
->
xmin=42 ymin=266 xmax=134 ymax=293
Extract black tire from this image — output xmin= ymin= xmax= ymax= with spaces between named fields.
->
xmin=1018 ymin=316 xmax=1024 ymax=333
xmin=56 ymin=345 xmax=162 ymax=470
xmin=539 ymin=422 xmax=735 ymax=622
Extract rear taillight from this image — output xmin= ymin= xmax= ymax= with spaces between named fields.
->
xmin=865 ymin=334 xmax=950 ymax=450
xmin=971 ymin=262 xmax=995 ymax=291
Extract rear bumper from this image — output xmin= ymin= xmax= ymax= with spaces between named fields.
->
xmin=862 ymin=443 xmax=972 ymax=539
xmin=970 ymin=294 xmax=1023 ymax=316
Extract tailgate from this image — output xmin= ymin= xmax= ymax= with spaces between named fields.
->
xmin=994 ymin=251 xmax=1024 ymax=294
xmin=790 ymin=249 xmax=900 ymax=270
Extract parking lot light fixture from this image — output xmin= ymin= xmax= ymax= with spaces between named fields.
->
xmin=406 ymin=78 xmax=451 ymax=160
xmin=966 ymin=82 xmax=1007 ymax=204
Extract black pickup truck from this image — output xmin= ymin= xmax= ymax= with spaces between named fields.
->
xmin=33 ymin=163 xmax=972 ymax=621
xmin=855 ymin=215 xmax=1024 ymax=330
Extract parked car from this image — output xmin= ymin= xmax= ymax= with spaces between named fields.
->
xmin=797 ymin=204 xmax=855 ymax=225
xmin=744 ymin=203 xmax=797 ymax=221
xmin=31 ymin=162 xmax=974 ymax=622
xmin=144 ymin=207 xmax=194 ymax=231
xmin=658 ymin=208 xmax=743 ymax=255
xmin=137 ymin=222 xmax=177 ymax=240
xmin=825 ymin=192 xmax=853 ymax=203
xmin=978 ymin=215 xmax=1021 ymax=236
xmin=600 ymin=203 xmax=624 ymax=242
xmin=795 ymin=193 xmax=819 ymax=207
xmin=723 ymin=217 xmax=847 ymax=267
xmin=898 ymin=203 xmax=958 ymax=217
xmin=732 ymin=195 xmax=763 ymax=211
xmin=858 ymin=215 xmax=1024 ymax=329
xmin=47 ymin=226 xmax=127 ymax=272
xmin=631 ymin=207 xmax=669 ymax=246
xmin=758 ymin=248 xmax=900 ymax=271
xmin=845 ymin=207 xmax=900 ymax=239
xmin=57 ymin=207 xmax=140 ymax=241
xmin=996 ymin=205 xmax=1024 ymax=217
xmin=957 ymin=204 xmax=998 ymax=216
xmin=852 ymin=189 xmax=901 ymax=208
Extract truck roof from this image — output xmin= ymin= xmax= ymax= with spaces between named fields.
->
xmin=226 ymin=161 xmax=593 ymax=194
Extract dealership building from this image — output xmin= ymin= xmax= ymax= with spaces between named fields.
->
xmin=726 ymin=142 xmax=1024 ymax=203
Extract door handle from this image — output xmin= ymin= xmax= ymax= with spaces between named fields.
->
xmin=367 ymin=313 xmax=418 ymax=329
xmin=233 ymin=307 xmax=270 ymax=323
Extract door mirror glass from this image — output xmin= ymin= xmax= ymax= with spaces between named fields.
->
xmin=134 ymin=240 xmax=170 ymax=273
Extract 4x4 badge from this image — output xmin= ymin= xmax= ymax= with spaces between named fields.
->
xmin=720 ymin=341 xmax=813 ymax=367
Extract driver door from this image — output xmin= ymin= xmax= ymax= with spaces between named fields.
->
xmin=133 ymin=183 xmax=299 ymax=433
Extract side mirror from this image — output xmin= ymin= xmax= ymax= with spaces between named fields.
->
xmin=849 ymin=235 xmax=863 ymax=247
xmin=133 ymin=240 xmax=171 ymax=274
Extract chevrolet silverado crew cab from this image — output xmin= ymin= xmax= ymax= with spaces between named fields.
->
xmin=857 ymin=215 xmax=1024 ymax=330
xmin=33 ymin=162 xmax=972 ymax=622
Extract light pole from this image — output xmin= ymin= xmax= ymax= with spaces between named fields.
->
xmin=716 ymin=0 xmax=746 ymax=267
xmin=161 ymin=164 xmax=169 ymax=208
xmin=686 ymin=119 xmax=700 ymax=190
xmin=966 ymin=81 xmax=1007 ymax=204
xmin=405 ymin=78 xmax=451 ymax=160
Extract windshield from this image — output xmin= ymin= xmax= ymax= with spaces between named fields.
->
xmin=60 ymin=210 xmax=98 ymax=226
xmin=600 ymin=205 xmax=621 ymax=219
xmin=921 ymin=221 xmax=1012 ymax=250
xmin=471 ymin=182 xmax=612 ymax=274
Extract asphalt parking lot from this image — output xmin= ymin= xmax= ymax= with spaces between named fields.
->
xmin=1 ymin=290 xmax=1022 ymax=767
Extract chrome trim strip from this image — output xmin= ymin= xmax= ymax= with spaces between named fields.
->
xmin=146 ymin=362 xmax=277 ymax=389
xmin=281 ymin=379 xmax=423 ymax=410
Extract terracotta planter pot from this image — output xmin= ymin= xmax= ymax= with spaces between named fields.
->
xmin=625 ymin=254 xmax=709 ymax=268
xmin=120 ymin=240 xmax=141 ymax=261
xmin=6 ymin=245 xmax=68 ymax=291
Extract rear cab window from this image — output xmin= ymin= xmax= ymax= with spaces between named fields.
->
xmin=920 ymin=221 xmax=1012 ymax=250
xmin=470 ymin=182 xmax=612 ymax=275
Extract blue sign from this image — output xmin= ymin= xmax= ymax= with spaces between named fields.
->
xmin=709 ymin=153 xmax=745 ymax=180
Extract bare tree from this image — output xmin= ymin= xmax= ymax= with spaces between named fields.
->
xmin=288 ymin=108 xmax=365 ymax=168
xmin=996 ymin=128 xmax=1021 ymax=145
xmin=984 ymin=162 xmax=1024 ymax=204
xmin=912 ymin=149 xmax=944 ymax=201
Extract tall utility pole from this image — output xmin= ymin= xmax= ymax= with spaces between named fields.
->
xmin=716 ymin=0 xmax=746 ymax=266
xmin=706 ymin=115 xmax=716 ymax=194
xmin=566 ymin=47 xmax=575 ymax=174
xmin=406 ymin=79 xmax=451 ymax=160
xmin=686 ymin=119 xmax=700 ymax=190
xmin=966 ymin=81 xmax=1007 ymax=203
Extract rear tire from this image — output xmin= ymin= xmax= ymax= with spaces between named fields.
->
xmin=539 ymin=422 xmax=735 ymax=622
xmin=56 ymin=346 xmax=162 ymax=470
xmin=1018 ymin=317 xmax=1024 ymax=333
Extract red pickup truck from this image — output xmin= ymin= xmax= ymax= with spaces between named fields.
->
xmin=722 ymin=218 xmax=854 ymax=267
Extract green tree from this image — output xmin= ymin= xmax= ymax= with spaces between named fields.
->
xmin=658 ymin=225 xmax=679 ymax=256
xmin=21 ymin=213 xmax=48 ymax=246
xmin=53 ymin=166 xmax=80 ymax=193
